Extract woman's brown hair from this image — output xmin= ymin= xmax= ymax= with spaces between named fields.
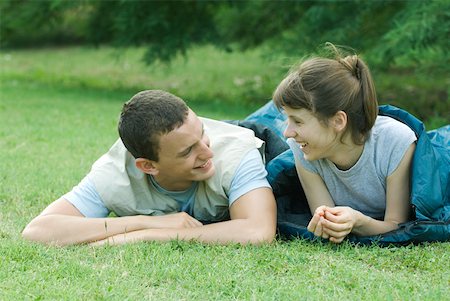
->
xmin=273 ymin=43 xmax=378 ymax=145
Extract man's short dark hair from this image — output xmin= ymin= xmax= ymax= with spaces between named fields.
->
xmin=118 ymin=90 xmax=189 ymax=161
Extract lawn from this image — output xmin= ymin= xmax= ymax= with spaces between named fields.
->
xmin=1 ymin=46 xmax=449 ymax=300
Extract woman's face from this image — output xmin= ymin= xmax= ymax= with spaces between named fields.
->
xmin=283 ymin=107 xmax=339 ymax=161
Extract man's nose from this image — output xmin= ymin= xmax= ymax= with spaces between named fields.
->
xmin=199 ymin=137 xmax=213 ymax=158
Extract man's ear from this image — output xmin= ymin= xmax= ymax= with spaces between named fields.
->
xmin=331 ymin=110 xmax=347 ymax=132
xmin=135 ymin=158 xmax=158 ymax=175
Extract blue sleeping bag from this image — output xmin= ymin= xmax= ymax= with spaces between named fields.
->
xmin=245 ymin=101 xmax=450 ymax=244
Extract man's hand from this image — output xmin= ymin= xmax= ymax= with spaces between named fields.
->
xmin=90 ymin=187 xmax=277 ymax=246
xmin=150 ymin=212 xmax=203 ymax=229
xmin=22 ymin=199 xmax=203 ymax=246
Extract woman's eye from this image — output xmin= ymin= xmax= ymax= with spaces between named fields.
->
xmin=289 ymin=117 xmax=302 ymax=125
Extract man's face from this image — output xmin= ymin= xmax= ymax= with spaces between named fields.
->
xmin=151 ymin=109 xmax=215 ymax=191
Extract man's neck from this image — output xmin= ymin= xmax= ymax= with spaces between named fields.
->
xmin=148 ymin=174 xmax=196 ymax=192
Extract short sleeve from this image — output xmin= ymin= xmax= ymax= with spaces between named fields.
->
xmin=228 ymin=148 xmax=271 ymax=205
xmin=61 ymin=175 xmax=110 ymax=218
xmin=373 ymin=116 xmax=417 ymax=176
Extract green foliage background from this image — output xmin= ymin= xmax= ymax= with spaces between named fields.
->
xmin=1 ymin=0 xmax=448 ymax=124
xmin=2 ymin=0 xmax=449 ymax=70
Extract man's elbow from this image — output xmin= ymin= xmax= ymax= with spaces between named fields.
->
xmin=22 ymin=220 xmax=40 ymax=242
xmin=246 ymin=224 xmax=276 ymax=245
xmin=22 ymin=218 xmax=54 ymax=245
xmin=255 ymin=231 xmax=276 ymax=245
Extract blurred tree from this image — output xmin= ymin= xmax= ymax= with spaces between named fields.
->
xmin=213 ymin=1 xmax=313 ymax=51
xmin=0 ymin=0 xmax=88 ymax=47
xmin=86 ymin=0 xmax=221 ymax=63
xmin=1 ymin=0 xmax=448 ymax=71
xmin=369 ymin=0 xmax=450 ymax=74
xmin=1 ymin=0 xmax=447 ymax=122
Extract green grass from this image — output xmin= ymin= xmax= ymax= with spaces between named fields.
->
xmin=1 ymin=46 xmax=449 ymax=300
xmin=0 ymin=45 xmax=284 ymax=112
xmin=1 ymin=240 xmax=449 ymax=300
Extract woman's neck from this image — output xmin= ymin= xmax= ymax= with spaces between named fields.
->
xmin=329 ymin=136 xmax=365 ymax=171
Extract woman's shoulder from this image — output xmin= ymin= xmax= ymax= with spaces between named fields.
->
xmin=370 ymin=115 xmax=416 ymax=146
xmin=373 ymin=115 xmax=414 ymax=137
xmin=369 ymin=115 xmax=417 ymax=176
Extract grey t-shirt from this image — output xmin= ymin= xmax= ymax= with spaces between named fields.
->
xmin=288 ymin=116 xmax=417 ymax=220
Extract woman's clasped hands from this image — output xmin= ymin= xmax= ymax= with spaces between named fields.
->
xmin=307 ymin=205 xmax=360 ymax=243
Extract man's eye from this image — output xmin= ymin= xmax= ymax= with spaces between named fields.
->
xmin=182 ymin=147 xmax=193 ymax=156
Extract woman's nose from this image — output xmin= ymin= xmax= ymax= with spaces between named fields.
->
xmin=283 ymin=123 xmax=296 ymax=138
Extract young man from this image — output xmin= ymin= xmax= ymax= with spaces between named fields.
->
xmin=22 ymin=90 xmax=277 ymax=246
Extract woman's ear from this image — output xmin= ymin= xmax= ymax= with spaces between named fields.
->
xmin=331 ymin=110 xmax=348 ymax=132
xmin=135 ymin=158 xmax=158 ymax=175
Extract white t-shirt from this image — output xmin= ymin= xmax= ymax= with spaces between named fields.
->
xmin=63 ymin=148 xmax=270 ymax=217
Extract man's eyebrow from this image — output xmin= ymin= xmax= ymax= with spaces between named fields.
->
xmin=176 ymin=123 xmax=205 ymax=157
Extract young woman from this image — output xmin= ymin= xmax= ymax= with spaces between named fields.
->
xmin=273 ymin=44 xmax=417 ymax=243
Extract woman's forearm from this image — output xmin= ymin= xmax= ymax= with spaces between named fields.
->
xmin=351 ymin=211 xmax=401 ymax=236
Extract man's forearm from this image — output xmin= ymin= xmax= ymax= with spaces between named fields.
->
xmin=22 ymin=214 xmax=149 ymax=246
xmin=90 ymin=217 xmax=276 ymax=246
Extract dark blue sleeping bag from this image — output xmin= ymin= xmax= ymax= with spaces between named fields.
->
xmin=245 ymin=101 xmax=450 ymax=244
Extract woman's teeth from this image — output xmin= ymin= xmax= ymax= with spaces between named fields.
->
xmin=199 ymin=160 xmax=210 ymax=168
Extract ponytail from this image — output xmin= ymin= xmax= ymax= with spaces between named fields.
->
xmin=356 ymin=57 xmax=378 ymax=135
